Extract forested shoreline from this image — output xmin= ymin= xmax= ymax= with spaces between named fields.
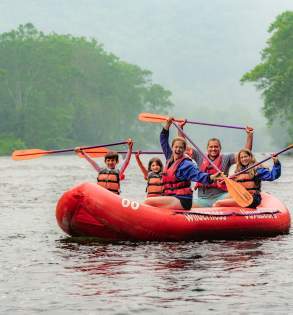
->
xmin=0 ymin=24 xmax=173 ymax=155
xmin=242 ymin=11 xmax=293 ymax=142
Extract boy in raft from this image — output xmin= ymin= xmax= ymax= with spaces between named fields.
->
xmin=135 ymin=151 xmax=164 ymax=197
xmin=143 ymin=118 xmax=221 ymax=210
xmin=75 ymin=139 xmax=133 ymax=194
xmin=213 ymin=148 xmax=281 ymax=208
xmin=178 ymin=120 xmax=254 ymax=207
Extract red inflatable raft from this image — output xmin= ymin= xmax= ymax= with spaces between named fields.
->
xmin=56 ymin=182 xmax=291 ymax=241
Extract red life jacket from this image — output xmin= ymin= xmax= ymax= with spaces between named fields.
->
xmin=97 ymin=168 xmax=120 ymax=194
xmin=185 ymin=147 xmax=193 ymax=158
xmin=234 ymin=171 xmax=261 ymax=195
xmin=146 ymin=172 xmax=164 ymax=197
xmin=162 ymin=155 xmax=193 ymax=196
xmin=195 ymin=155 xmax=227 ymax=191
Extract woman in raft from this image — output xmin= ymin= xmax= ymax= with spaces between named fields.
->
xmin=143 ymin=118 xmax=220 ymax=210
xmin=135 ymin=151 xmax=164 ymax=197
xmin=213 ymin=148 xmax=281 ymax=208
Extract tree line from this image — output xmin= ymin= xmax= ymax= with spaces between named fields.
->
xmin=241 ymin=11 xmax=293 ymax=145
xmin=0 ymin=23 xmax=173 ymax=154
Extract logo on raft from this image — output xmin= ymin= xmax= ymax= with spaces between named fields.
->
xmin=121 ymin=198 xmax=140 ymax=210
xmin=180 ymin=208 xmax=280 ymax=222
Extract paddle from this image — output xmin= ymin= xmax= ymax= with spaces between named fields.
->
xmin=78 ymin=148 xmax=164 ymax=158
xmin=139 ymin=112 xmax=246 ymax=130
xmin=76 ymin=147 xmax=112 ymax=158
xmin=231 ymin=144 xmax=293 ymax=178
xmin=12 ymin=141 xmax=128 ymax=161
xmin=172 ymin=122 xmax=253 ymax=207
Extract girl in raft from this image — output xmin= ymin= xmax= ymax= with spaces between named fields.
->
xmin=135 ymin=151 xmax=164 ymax=197
xmin=213 ymin=148 xmax=281 ymax=208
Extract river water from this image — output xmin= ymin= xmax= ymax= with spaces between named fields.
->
xmin=1 ymin=154 xmax=293 ymax=314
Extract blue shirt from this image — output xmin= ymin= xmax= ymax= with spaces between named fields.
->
xmin=160 ymin=128 xmax=212 ymax=199
xmin=255 ymin=162 xmax=281 ymax=181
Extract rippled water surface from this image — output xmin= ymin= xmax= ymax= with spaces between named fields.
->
xmin=1 ymin=154 xmax=293 ymax=314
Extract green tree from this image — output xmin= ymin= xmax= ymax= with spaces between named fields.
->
xmin=241 ymin=11 xmax=293 ymax=141
xmin=0 ymin=24 xmax=173 ymax=154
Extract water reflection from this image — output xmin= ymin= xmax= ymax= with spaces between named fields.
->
xmin=57 ymin=239 xmax=141 ymax=276
xmin=54 ymin=238 xmax=270 ymax=302
xmin=56 ymin=238 xmax=270 ymax=276
xmin=213 ymin=240 xmax=265 ymax=271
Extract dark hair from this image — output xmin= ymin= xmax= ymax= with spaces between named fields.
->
xmin=207 ymin=138 xmax=222 ymax=149
xmin=171 ymin=137 xmax=187 ymax=150
xmin=148 ymin=157 xmax=163 ymax=172
xmin=104 ymin=151 xmax=119 ymax=162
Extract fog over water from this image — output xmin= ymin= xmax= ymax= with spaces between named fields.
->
xmin=1 ymin=0 xmax=293 ymax=151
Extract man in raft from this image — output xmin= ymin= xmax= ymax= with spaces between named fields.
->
xmin=75 ymin=139 xmax=133 ymax=194
xmin=143 ymin=118 xmax=221 ymax=210
xmin=178 ymin=121 xmax=254 ymax=207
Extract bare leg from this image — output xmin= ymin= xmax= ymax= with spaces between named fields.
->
xmin=213 ymin=198 xmax=239 ymax=207
xmin=191 ymin=202 xmax=202 ymax=208
xmin=143 ymin=196 xmax=184 ymax=210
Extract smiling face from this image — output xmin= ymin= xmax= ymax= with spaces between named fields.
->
xmin=239 ymin=151 xmax=252 ymax=167
xmin=207 ymin=139 xmax=221 ymax=160
xmin=172 ymin=140 xmax=185 ymax=160
xmin=105 ymin=158 xmax=118 ymax=169
xmin=150 ymin=161 xmax=161 ymax=173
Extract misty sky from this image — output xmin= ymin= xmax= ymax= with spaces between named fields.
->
xmin=0 ymin=0 xmax=292 ymax=150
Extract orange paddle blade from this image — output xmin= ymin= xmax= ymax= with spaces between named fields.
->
xmin=223 ymin=176 xmax=253 ymax=207
xmin=12 ymin=149 xmax=51 ymax=160
xmin=138 ymin=113 xmax=184 ymax=124
xmin=77 ymin=147 xmax=110 ymax=158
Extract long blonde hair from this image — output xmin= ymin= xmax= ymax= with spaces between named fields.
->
xmin=235 ymin=149 xmax=258 ymax=177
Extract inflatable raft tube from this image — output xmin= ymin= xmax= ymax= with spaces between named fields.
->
xmin=56 ymin=182 xmax=291 ymax=241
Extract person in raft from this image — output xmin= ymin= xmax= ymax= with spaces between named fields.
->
xmin=143 ymin=118 xmax=221 ymax=210
xmin=213 ymin=148 xmax=281 ymax=208
xmin=75 ymin=139 xmax=133 ymax=195
xmin=135 ymin=151 xmax=164 ymax=197
xmin=178 ymin=120 xmax=254 ymax=207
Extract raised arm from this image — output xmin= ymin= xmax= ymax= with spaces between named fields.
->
xmin=256 ymin=154 xmax=281 ymax=181
xmin=176 ymin=120 xmax=197 ymax=160
xmin=177 ymin=119 xmax=187 ymax=137
xmin=135 ymin=151 xmax=148 ymax=180
xmin=119 ymin=138 xmax=134 ymax=179
xmin=233 ymin=126 xmax=254 ymax=161
xmin=75 ymin=147 xmax=101 ymax=172
xmin=160 ymin=117 xmax=173 ymax=160
xmin=244 ymin=126 xmax=254 ymax=150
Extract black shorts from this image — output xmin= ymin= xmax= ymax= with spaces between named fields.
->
xmin=247 ymin=192 xmax=262 ymax=208
xmin=177 ymin=197 xmax=192 ymax=210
